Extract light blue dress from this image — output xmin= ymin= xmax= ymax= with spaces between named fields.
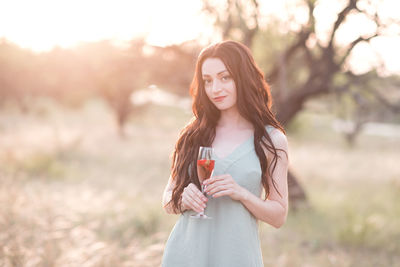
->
xmin=162 ymin=125 xmax=275 ymax=267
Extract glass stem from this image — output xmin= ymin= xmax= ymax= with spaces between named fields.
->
xmin=201 ymin=184 xmax=207 ymax=195
xmin=200 ymin=184 xmax=206 ymax=215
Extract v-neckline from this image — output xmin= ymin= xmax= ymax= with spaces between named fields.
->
xmin=213 ymin=134 xmax=254 ymax=161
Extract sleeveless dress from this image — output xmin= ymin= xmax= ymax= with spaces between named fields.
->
xmin=161 ymin=125 xmax=275 ymax=267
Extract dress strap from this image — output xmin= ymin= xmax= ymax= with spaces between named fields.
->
xmin=265 ymin=125 xmax=275 ymax=133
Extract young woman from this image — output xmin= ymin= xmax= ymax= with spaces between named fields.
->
xmin=161 ymin=40 xmax=289 ymax=267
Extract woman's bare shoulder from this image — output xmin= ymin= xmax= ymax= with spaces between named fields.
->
xmin=264 ymin=125 xmax=288 ymax=151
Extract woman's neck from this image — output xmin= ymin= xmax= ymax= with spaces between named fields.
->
xmin=217 ymin=107 xmax=253 ymax=130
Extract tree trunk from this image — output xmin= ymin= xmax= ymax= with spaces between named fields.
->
xmin=287 ymin=170 xmax=307 ymax=209
xmin=272 ymin=73 xmax=336 ymax=208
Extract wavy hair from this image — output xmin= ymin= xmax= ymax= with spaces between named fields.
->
xmin=168 ymin=40 xmax=285 ymax=213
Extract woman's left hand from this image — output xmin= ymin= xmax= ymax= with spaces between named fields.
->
xmin=203 ymin=174 xmax=246 ymax=201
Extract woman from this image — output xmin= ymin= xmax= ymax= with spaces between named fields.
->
xmin=161 ymin=40 xmax=289 ymax=267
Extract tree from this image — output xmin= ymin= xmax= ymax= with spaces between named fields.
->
xmin=87 ymin=40 xmax=149 ymax=137
xmin=333 ymin=70 xmax=400 ymax=146
xmin=145 ymin=42 xmax=200 ymax=95
xmin=0 ymin=40 xmax=38 ymax=111
xmin=202 ymin=0 xmax=400 ymax=207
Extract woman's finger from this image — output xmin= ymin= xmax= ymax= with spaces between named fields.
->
xmin=212 ymin=189 xmax=232 ymax=198
xmin=184 ymin=193 xmax=205 ymax=212
xmin=183 ymin=184 xmax=207 ymax=212
xmin=209 ymin=183 xmax=234 ymax=196
xmin=205 ymin=181 xmax=229 ymax=195
xmin=206 ymin=185 xmax=222 ymax=196
xmin=203 ymin=174 xmax=230 ymax=185
xmin=188 ymin=186 xmax=207 ymax=205
xmin=188 ymin=183 xmax=208 ymax=202
xmin=182 ymin=190 xmax=201 ymax=211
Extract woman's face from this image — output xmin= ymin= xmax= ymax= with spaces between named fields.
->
xmin=201 ymin=57 xmax=237 ymax=111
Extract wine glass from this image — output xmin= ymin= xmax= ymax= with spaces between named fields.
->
xmin=190 ymin=146 xmax=215 ymax=219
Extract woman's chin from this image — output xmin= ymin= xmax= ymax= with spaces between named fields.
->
xmin=214 ymin=104 xmax=236 ymax=112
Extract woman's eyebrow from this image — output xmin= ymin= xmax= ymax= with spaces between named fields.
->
xmin=202 ymin=70 xmax=229 ymax=77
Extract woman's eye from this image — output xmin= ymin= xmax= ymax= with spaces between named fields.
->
xmin=221 ymin=75 xmax=231 ymax=81
xmin=204 ymin=79 xmax=212 ymax=85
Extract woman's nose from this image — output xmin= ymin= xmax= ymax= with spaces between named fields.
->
xmin=211 ymin=79 xmax=222 ymax=94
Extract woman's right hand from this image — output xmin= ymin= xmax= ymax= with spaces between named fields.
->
xmin=181 ymin=183 xmax=208 ymax=213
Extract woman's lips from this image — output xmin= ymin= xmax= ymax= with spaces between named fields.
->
xmin=213 ymin=96 xmax=226 ymax=102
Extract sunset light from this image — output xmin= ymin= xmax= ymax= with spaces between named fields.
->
xmin=1 ymin=0 xmax=399 ymax=74
xmin=0 ymin=0 xmax=212 ymax=51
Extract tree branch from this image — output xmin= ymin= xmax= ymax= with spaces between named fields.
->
xmin=366 ymin=87 xmax=400 ymax=113
xmin=328 ymin=0 xmax=358 ymax=48
xmin=305 ymin=0 xmax=316 ymax=30
xmin=235 ymin=0 xmax=259 ymax=47
xmin=267 ymin=28 xmax=312 ymax=83
xmin=267 ymin=0 xmax=316 ymax=83
xmin=344 ymin=70 xmax=400 ymax=113
xmin=339 ymin=33 xmax=378 ymax=66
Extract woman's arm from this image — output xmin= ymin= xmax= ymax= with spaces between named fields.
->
xmin=240 ymin=129 xmax=289 ymax=228
xmin=162 ymin=176 xmax=208 ymax=214
xmin=163 ymin=176 xmax=183 ymax=214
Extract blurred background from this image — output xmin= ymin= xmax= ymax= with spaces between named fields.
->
xmin=0 ymin=0 xmax=399 ymax=266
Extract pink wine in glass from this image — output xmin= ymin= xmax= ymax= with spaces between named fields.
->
xmin=197 ymin=159 xmax=215 ymax=183
xmin=190 ymin=146 xmax=214 ymax=219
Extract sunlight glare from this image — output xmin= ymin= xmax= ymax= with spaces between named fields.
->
xmin=0 ymin=0 xmax=209 ymax=51
xmin=0 ymin=0 xmax=399 ymax=74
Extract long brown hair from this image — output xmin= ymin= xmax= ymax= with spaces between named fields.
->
xmin=168 ymin=40 xmax=285 ymax=213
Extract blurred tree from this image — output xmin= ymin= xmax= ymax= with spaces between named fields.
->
xmin=96 ymin=61 xmax=140 ymax=137
xmin=203 ymin=0 xmax=260 ymax=48
xmin=38 ymin=46 xmax=95 ymax=107
xmin=0 ymin=40 xmax=38 ymax=111
xmin=202 ymin=0 xmax=400 ymax=206
xmin=88 ymin=40 xmax=149 ymax=137
xmin=146 ymin=42 xmax=199 ymax=95
xmin=0 ymin=40 xmax=96 ymax=110
xmin=0 ymin=39 xmax=150 ymax=137
xmin=334 ymin=70 xmax=400 ymax=146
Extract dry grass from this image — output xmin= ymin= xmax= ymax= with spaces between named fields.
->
xmin=0 ymin=98 xmax=399 ymax=266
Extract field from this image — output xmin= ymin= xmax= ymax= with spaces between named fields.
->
xmin=0 ymin=98 xmax=399 ymax=267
